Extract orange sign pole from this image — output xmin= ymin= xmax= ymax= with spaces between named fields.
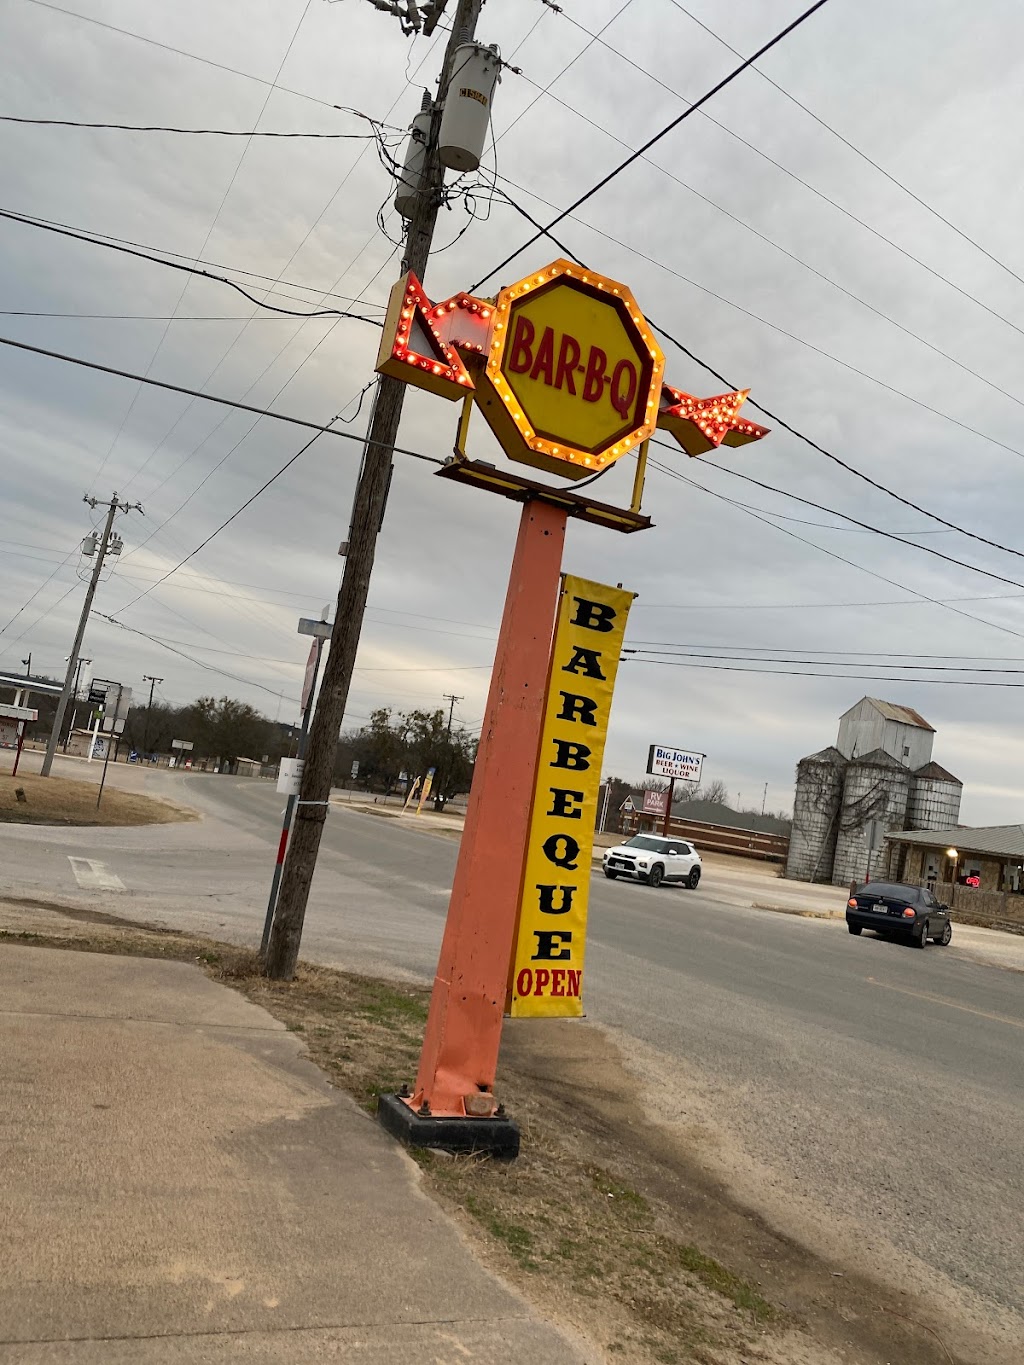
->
xmin=408 ymin=497 xmax=566 ymax=1118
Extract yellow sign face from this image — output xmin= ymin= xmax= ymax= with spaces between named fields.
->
xmin=507 ymin=574 xmax=633 ymax=1017
xmin=482 ymin=260 xmax=665 ymax=481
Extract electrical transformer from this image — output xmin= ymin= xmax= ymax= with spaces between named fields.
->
xmin=438 ymin=43 xmax=500 ymax=173
xmin=394 ymin=107 xmax=432 ymax=218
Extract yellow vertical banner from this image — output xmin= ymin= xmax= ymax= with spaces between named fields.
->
xmin=507 ymin=574 xmax=633 ymax=1017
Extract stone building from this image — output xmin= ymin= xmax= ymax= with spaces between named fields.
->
xmin=785 ymin=698 xmax=963 ymax=885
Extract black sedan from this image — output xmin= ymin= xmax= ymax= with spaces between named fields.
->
xmin=846 ymin=881 xmax=952 ymax=949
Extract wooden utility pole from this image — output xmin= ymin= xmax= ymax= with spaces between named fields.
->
xmin=41 ymin=494 xmax=139 ymax=777
xmin=266 ymin=0 xmax=486 ymax=978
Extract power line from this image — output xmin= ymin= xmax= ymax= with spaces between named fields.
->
xmin=87 ymin=0 xmax=317 ymax=493
xmin=0 ymin=309 xmax=357 ymax=321
xmin=110 ymin=26 xmax=442 ymax=510
xmin=490 ymin=188 xmax=1024 ymax=570
xmin=470 ymin=0 xmax=833 ymax=291
xmin=650 ymin=439 xmax=1024 ymax=587
xmin=21 ymin=0 xmax=386 ymax=121
xmin=544 ymin=3 xmax=1024 ymax=347
xmin=623 ymin=649 xmax=1024 ymax=675
xmin=490 ymin=176 xmax=1024 ymax=468
xmin=0 ymin=207 xmax=385 ymax=323
xmin=0 ymin=114 xmax=391 ymax=138
xmin=664 ymin=0 xmax=1024 ymax=295
xmin=632 ymin=590 xmax=1024 ymax=613
xmin=96 ymin=612 xmax=298 ymax=703
xmin=0 ymin=333 xmax=444 ymax=463
xmin=621 ymin=657 xmax=1024 ymax=688
xmin=645 ymin=454 xmax=1024 ymax=644
xmin=626 ymin=641 xmax=1024 ymax=662
xmin=0 ymin=207 xmax=389 ymax=310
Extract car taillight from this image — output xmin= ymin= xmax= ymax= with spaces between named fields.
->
xmin=902 ymin=907 xmax=916 ymax=917
xmin=847 ymin=898 xmax=858 ymax=908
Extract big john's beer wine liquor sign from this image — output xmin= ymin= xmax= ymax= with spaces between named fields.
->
xmin=374 ymin=259 xmax=768 ymax=1157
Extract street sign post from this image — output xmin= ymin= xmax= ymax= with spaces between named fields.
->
xmin=259 ymin=614 xmax=330 ymax=957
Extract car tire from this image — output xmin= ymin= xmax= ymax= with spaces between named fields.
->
xmin=914 ymin=921 xmax=929 ymax=948
xmin=648 ymin=864 xmax=664 ymax=888
xmin=936 ymin=921 xmax=952 ymax=946
xmin=604 ymin=869 xmax=618 ymax=880
xmin=848 ymin=924 xmax=862 ymax=935
xmin=687 ymin=868 xmax=701 ymax=889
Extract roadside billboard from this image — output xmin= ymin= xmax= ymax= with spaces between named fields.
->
xmin=647 ymin=744 xmax=704 ymax=784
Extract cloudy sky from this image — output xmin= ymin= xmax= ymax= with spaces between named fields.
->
xmin=2 ymin=0 xmax=1024 ymax=822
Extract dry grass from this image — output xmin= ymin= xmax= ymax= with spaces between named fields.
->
xmin=0 ymin=772 xmax=196 ymax=826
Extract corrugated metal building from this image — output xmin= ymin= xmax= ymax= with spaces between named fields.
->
xmin=785 ymin=698 xmax=963 ymax=885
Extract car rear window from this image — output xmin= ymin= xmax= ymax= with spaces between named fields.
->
xmin=860 ymin=882 xmax=919 ymax=900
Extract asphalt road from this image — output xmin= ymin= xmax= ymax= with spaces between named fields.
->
xmin=4 ymin=766 xmax=1023 ymax=1352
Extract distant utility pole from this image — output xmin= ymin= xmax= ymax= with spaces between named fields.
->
xmin=142 ymin=675 xmax=164 ymax=757
xmin=41 ymin=493 xmax=141 ymax=777
xmin=266 ymin=0 xmax=486 ymax=980
xmin=762 ymin=782 xmax=768 ymax=816
xmin=442 ymin=692 xmax=463 ymax=735
xmin=21 ymin=654 xmax=31 ymax=677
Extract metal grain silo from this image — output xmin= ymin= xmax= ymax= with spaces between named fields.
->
xmin=907 ymin=761 xmax=962 ymax=832
xmin=832 ymin=749 xmax=911 ymax=887
xmin=785 ymin=746 xmax=848 ymax=883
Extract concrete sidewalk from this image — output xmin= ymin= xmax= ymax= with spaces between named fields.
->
xmin=0 ymin=945 xmax=587 ymax=1363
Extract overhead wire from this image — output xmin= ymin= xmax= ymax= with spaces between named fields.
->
xmin=0 ymin=114 xmax=395 ymax=138
xmin=96 ymin=612 xmax=299 ymax=703
xmin=489 ymin=188 xmax=1024 ymax=571
xmin=0 ymin=207 xmax=386 ymax=322
xmin=0 ymin=207 xmax=389 ymax=310
xmin=20 ymin=0 xmax=381 ymax=120
xmin=623 ymin=649 xmax=1024 ymax=675
xmin=644 ymin=453 xmax=1024 ymax=643
xmin=0 ymin=332 xmax=450 ymax=461
xmin=488 ymin=175 xmax=1024 ymax=469
xmin=87 ymin=0 xmax=317 ymax=493
xmin=546 ymin=2 xmax=1024 ymax=346
xmin=664 ymin=0 xmax=1024 ymax=295
xmin=110 ymin=21 xmax=445 ymax=531
xmin=470 ymin=0 xmax=834 ymax=291
xmin=620 ymin=657 xmax=1024 ymax=688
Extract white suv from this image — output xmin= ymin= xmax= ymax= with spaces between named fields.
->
xmin=602 ymin=835 xmax=702 ymax=889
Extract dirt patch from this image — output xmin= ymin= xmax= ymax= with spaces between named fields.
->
xmin=0 ymin=773 xmax=196 ymax=826
xmin=0 ymin=904 xmax=970 ymax=1365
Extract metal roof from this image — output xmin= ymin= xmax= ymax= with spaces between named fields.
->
xmin=848 ymin=746 xmax=904 ymax=769
xmin=862 ymin=698 xmax=935 ymax=731
xmin=913 ymin=761 xmax=962 ymax=784
xmin=886 ymin=824 xmax=1024 ymax=859
xmin=0 ymin=672 xmax=62 ymax=696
